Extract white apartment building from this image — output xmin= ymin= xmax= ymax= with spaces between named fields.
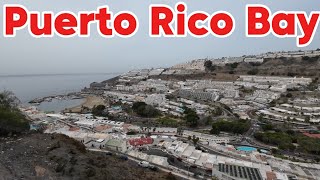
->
xmin=178 ymin=89 xmax=219 ymax=102
xmin=148 ymin=68 xmax=165 ymax=76
xmin=143 ymin=127 xmax=177 ymax=134
xmin=244 ymin=57 xmax=264 ymax=63
xmin=171 ymin=60 xmax=205 ymax=71
xmin=144 ymin=94 xmax=167 ymax=106
xmin=270 ymin=84 xmax=287 ymax=93
xmin=182 ymin=130 xmax=230 ymax=144
xmin=239 ymin=76 xmax=312 ymax=86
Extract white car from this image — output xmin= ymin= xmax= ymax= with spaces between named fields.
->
xmin=138 ymin=161 xmax=149 ymax=168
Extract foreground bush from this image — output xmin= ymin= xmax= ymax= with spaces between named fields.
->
xmin=0 ymin=91 xmax=29 ymax=136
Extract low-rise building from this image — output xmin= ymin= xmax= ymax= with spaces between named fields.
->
xmin=212 ymin=162 xmax=269 ymax=180
xmin=105 ymin=139 xmax=127 ymax=153
xmin=129 ymin=137 xmax=153 ymax=146
xmin=182 ymin=130 xmax=230 ymax=144
xmin=143 ymin=127 xmax=177 ymax=135
xmin=244 ymin=57 xmax=264 ymax=63
xmin=178 ymin=89 xmax=219 ymax=102
xmin=148 ymin=68 xmax=165 ymax=76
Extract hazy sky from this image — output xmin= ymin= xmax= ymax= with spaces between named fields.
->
xmin=0 ymin=0 xmax=319 ymax=75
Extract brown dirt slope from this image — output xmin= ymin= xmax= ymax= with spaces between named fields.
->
xmin=0 ymin=133 xmax=170 ymax=180
xmin=151 ymin=56 xmax=320 ymax=82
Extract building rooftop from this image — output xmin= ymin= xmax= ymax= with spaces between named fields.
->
xmin=106 ymin=139 xmax=124 ymax=147
xmin=303 ymin=133 xmax=320 ymax=139
xmin=218 ymin=163 xmax=263 ymax=180
xmin=94 ymin=125 xmax=112 ymax=132
xmin=129 ymin=137 xmax=153 ymax=146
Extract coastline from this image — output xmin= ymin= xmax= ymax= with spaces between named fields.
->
xmin=64 ymin=96 xmax=106 ymax=113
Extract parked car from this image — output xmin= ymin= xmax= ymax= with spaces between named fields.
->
xmin=138 ymin=161 xmax=149 ymax=168
xmin=119 ymin=155 xmax=128 ymax=161
xmin=190 ymin=165 xmax=197 ymax=168
xmin=148 ymin=165 xmax=158 ymax=171
xmin=105 ymin=152 xmax=113 ymax=156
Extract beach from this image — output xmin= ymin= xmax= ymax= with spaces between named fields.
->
xmin=64 ymin=96 xmax=106 ymax=113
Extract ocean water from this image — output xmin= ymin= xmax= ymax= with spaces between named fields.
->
xmin=38 ymin=98 xmax=85 ymax=113
xmin=0 ymin=73 xmax=118 ymax=111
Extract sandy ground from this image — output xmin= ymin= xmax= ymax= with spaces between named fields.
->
xmin=64 ymin=96 xmax=106 ymax=113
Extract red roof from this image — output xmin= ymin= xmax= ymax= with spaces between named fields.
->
xmin=303 ymin=133 xmax=320 ymax=139
xmin=129 ymin=137 xmax=153 ymax=146
xmin=69 ymin=127 xmax=80 ymax=131
xmin=95 ymin=125 xmax=112 ymax=132
xmin=266 ymin=171 xmax=277 ymax=180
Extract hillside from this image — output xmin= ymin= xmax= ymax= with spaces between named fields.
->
xmin=0 ymin=133 xmax=171 ymax=180
xmin=229 ymin=56 xmax=320 ymax=77
xmin=147 ymin=56 xmax=320 ymax=82
xmin=0 ymin=91 xmax=174 ymax=180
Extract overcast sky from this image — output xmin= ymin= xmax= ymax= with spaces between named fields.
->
xmin=0 ymin=0 xmax=319 ymax=75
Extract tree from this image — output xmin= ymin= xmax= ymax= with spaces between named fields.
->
xmin=204 ymin=60 xmax=212 ymax=70
xmin=0 ymin=91 xmax=29 ymax=136
xmin=132 ymin=102 xmax=147 ymax=111
xmin=247 ymin=69 xmax=259 ymax=75
xmin=262 ymin=124 xmax=274 ymax=131
xmin=204 ymin=116 xmax=213 ymax=125
xmin=271 ymin=148 xmax=278 ymax=154
xmin=305 ymin=116 xmax=310 ymax=123
xmin=192 ymin=136 xmax=200 ymax=145
xmin=0 ymin=91 xmax=20 ymax=109
xmin=132 ymin=102 xmax=160 ymax=118
xmin=165 ymin=94 xmax=175 ymax=100
xmin=286 ymin=93 xmax=293 ymax=98
xmin=302 ymin=56 xmax=319 ymax=62
xmin=212 ymin=176 xmax=219 ymax=180
xmin=230 ymin=62 xmax=239 ymax=69
xmin=258 ymin=114 xmax=264 ymax=122
xmin=286 ymin=116 xmax=291 ymax=122
xmin=213 ymin=107 xmax=223 ymax=116
xmin=183 ymin=107 xmax=199 ymax=127
xmin=177 ymin=128 xmax=182 ymax=135
xmin=210 ymin=119 xmax=250 ymax=135
xmin=210 ymin=125 xmax=220 ymax=135
xmin=204 ymin=60 xmax=216 ymax=71
xmin=92 ymin=105 xmax=107 ymax=117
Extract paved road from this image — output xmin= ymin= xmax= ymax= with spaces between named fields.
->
xmin=146 ymin=148 xmax=212 ymax=178
xmin=87 ymin=148 xmax=200 ymax=180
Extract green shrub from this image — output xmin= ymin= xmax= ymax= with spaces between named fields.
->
xmin=0 ymin=91 xmax=29 ymax=136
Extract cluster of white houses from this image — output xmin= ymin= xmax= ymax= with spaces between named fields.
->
xmin=116 ymin=49 xmax=320 ymax=83
xmin=258 ymin=102 xmax=320 ymax=123
xmin=154 ymin=135 xmax=320 ymax=180
xmin=239 ymin=76 xmax=312 ymax=87
xmin=178 ymin=89 xmax=220 ymax=102
xmin=170 ymin=49 xmax=320 ymax=69
xmin=182 ymin=130 xmax=231 ymax=144
xmin=107 ymin=73 xmax=315 ymax=123
xmin=23 ymin=103 xmax=320 ymax=180
xmin=116 ymin=79 xmax=170 ymax=93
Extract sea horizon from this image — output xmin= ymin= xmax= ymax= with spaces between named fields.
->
xmin=0 ymin=72 xmax=122 ymax=78
xmin=0 ymin=73 xmax=120 ymax=105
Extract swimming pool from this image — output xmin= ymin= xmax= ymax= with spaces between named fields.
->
xmin=236 ymin=146 xmax=257 ymax=152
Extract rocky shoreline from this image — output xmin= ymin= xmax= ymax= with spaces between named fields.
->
xmin=29 ymin=92 xmax=84 ymax=104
